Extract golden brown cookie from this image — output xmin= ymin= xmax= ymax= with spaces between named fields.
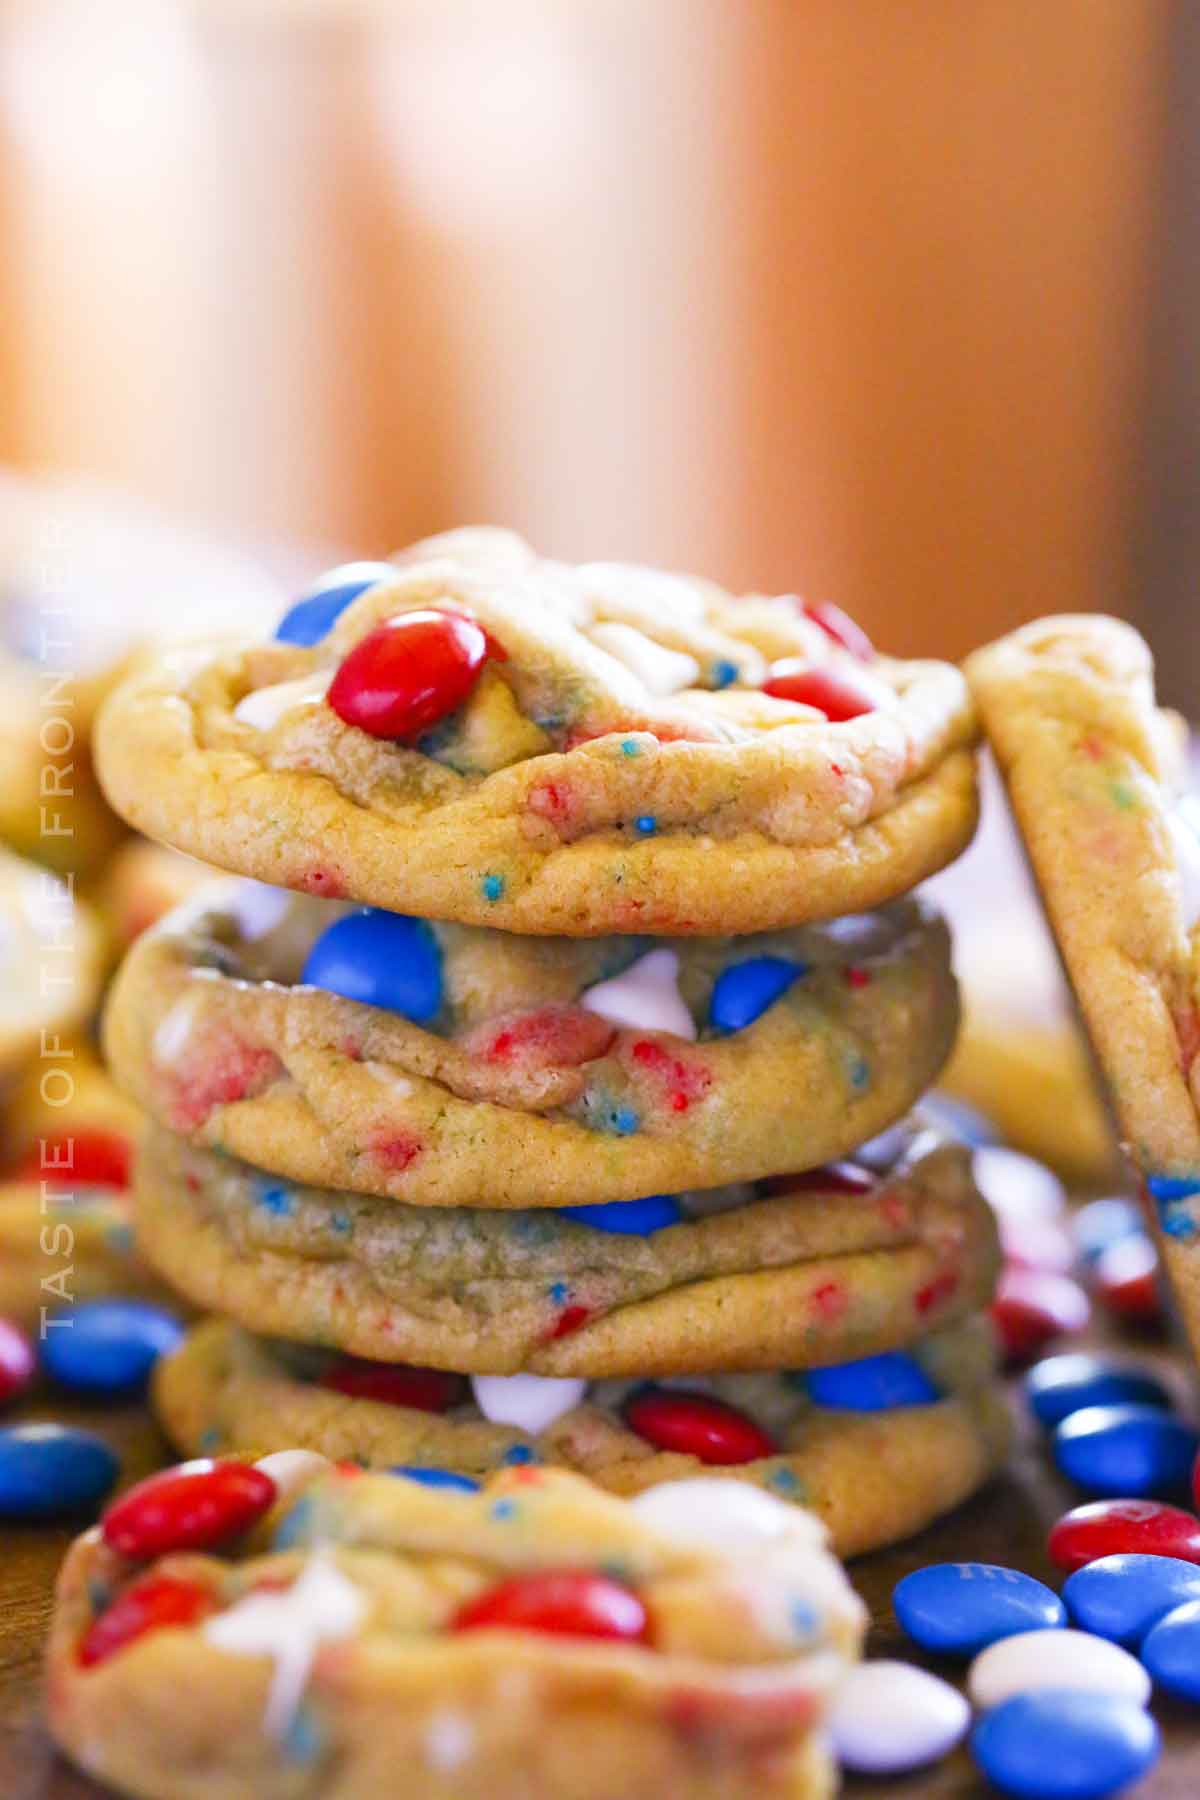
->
xmin=0 ymin=1183 xmax=168 ymax=1327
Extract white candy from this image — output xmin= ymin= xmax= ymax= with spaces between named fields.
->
xmin=830 ymin=1662 xmax=970 ymax=1774
xmin=204 ymin=1551 xmax=365 ymax=1735
xmin=581 ymin=949 xmax=697 ymax=1041
xmin=227 ymin=880 xmax=293 ymax=942
xmin=1167 ymin=803 xmax=1200 ymax=931
xmin=253 ymin=1448 xmax=332 ymax=1504
xmin=968 ymin=1628 xmax=1151 ymax=1712
xmin=233 ymin=669 xmax=332 ymax=731
xmin=153 ymin=993 xmax=200 ymax=1065
xmin=972 ymin=1146 xmax=1066 ymax=1223
xmin=471 ymin=1373 xmax=587 ymax=1435
xmin=630 ymin=1479 xmax=824 ymax=1553
xmin=589 ymin=621 xmax=701 ymax=695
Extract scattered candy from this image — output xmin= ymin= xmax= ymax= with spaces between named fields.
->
xmin=1053 ymin=1405 xmax=1200 ymax=1498
xmin=803 ymin=1352 xmax=939 ymax=1413
xmin=998 ymin=1213 xmax=1076 ymax=1274
xmin=893 ymin=1563 xmax=1065 ymax=1658
xmin=392 ymin=1467 xmax=481 ymax=1492
xmin=1049 ymin=1499 xmax=1200 ymax=1572
xmin=302 ymin=909 xmax=443 ymax=1022
xmin=1140 ymin=1598 xmax=1200 ymax=1702
xmin=327 ymin=609 xmax=489 ymax=739
xmin=972 ymin=1691 xmax=1159 ymax=1799
xmin=708 ymin=956 xmax=806 ymax=1033
xmin=40 ymin=1300 xmax=184 ymax=1397
xmin=630 ymin=1478 xmax=816 ymax=1551
xmin=624 ymin=1388 xmax=776 ymax=1465
xmin=580 ymin=949 xmax=696 ymax=1041
xmin=274 ymin=561 xmax=395 ymax=646
xmin=990 ymin=1267 xmax=1090 ymax=1364
xmin=1063 ymin=1553 xmax=1200 ymax=1647
xmin=829 ymin=1661 xmax=970 ymax=1775
xmin=471 ymin=1374 xmax=586 ymax=1434
xmin=78 ymin=1572 xmax=214 ymax=1668
xmin=0 ymin=1319 xmax=35 ymax=1407
xmin=320 ymin=1360 xmax=466 ymax=1413
xmin=1092 ymin=1234 xmax=1162 ymax=1324
xmin=0 ymin=1423 xmax=119 ymax=1520
xmin=453 ymin=1571 xmax=648 ymax=1643
xmin=1072 ymin=1197 xmax=1145 ymax=1264
xmin=973 ymin=1146 xmax=1066 ymax=1222
xmin=967 ymin=1628 xmax=1151 ymax=1711
xmin=762 ymin=662 xmax=883 ymax=721
xmin=558 ymin=1195 xmax=682 ymax=1235
xmin=102 ymin=1459 xmax=277 ymax=1558
xmin=1024 ymin=1354 xmax=1171 ymax=1430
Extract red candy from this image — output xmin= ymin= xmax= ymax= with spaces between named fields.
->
xmin=1093 ymin=1234 xmax=1163 ymax=1324
xmin=13 ymin=1129 xmax=132 ymax=1191
xmin=453 ymin=1571 xmax=649 ymax=1643
xmin=1048 ymin=1499 xmax=1200 ymax=1573
xmin=328 ymin=610 xmax=490 ymax=741
xmin=797 ymin=598 xmax=874 ymax=661
xmin=765 ymin=1161 xmax=876 ymax=1197
xmin=762 ymin=662 xmax=883 ymax=722
xmin=0 ymin=1318 xmax=35 ymax=1406
xmin=989 ymin=1266 xmax=1090 ymax=1365
xmin=319 ymin=1358 xmax=467 ymax=1413
xmin=102 ymin=1459 xmax=277 ymax=1559
xmin=79 ymin=1573 xmax=214 ymax=1668
xmin=624 ymin=1388 xmax=776 ymax=1465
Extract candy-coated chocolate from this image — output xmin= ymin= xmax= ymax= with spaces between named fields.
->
xmin=1093 ymin=1234 xmax=1162 ymax=1323
xmin=973 ymin=1147 xmax=1066 ymax=1222
xmin=275 ymin=562 xmax=396 ymax=646
xmin=893 ymin=1563 xmax=1065 ymax=1658
xmin=558 ymin=1195 xmax=682 ymax=1235
xmin=471 ymin=1374 xmax=585 ymax=1434
xmin=301 ymin=908 xmax=443 ymax=1023
xmin=990 ymin=1267 xmax=1090 ymax=1364
xmin=829 ymin=1661 xmax=969 ymax=1774
xmin=79 ymin=1573 xmax=214 ymax=1668
xmin=103 ymin=1459 xmax=277 ymax=1558
xmin=13 ymin=1128 xmax=132 ymax=1191
xmin=1063 ymin=1554 xmax=1200 ymax=1647
xmin=0 ymin=1319 xmax=35 ymax=1407
xmin=1024 ymin=1355 xmax=1171 ymax=1430
xmin=252 ymin=1449 xmax=331 ymax=1503
xmin=319 ymin=1360 xmax=466 ymax=1413
xmin=762 ymin=661 xmax=883 ymax=720
xmin=41 ymin=1300 xmax=184 ymax=1397
xmin=1140 ymin=1599 xmax=1200 ymax=1701
xmin=327 ymin=609 xmax=489 ymax=739
xmin=803 ymin=1351 xmax=938 ymax=1413
xmin=708 ymin=956 xmax=806 ymax=1033
xmin=967 ymin=1628 xmax=1151 ymax=1711
xmin=392 ymin=1466 xmax=481 ymax=1492
xmin=798 ymin=598 xmax=874 ymax=661
xmin=0 ymin=1424 xmax=118 ymax=1520
xmin=1048 ymin=1500 xmax=1200 ymax=1573
xmin=1054 ymin=1405 xmax=1200 ymax=1499
xmin=971 ymin=1691 xmax=1159 ymax=1799
xmin=998 ymin=1213 xmax=1076 ymax=1274
xmin=453 ymin=1571 xmax=649 ymax=1643
xmin=624 ymin=1388 xmax=776 ymax=1465
xmin=1072 ymin=1197 xmax=1145 ymax=1265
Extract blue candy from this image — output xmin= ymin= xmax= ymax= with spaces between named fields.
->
xmin=1141 ymin=1599 xmax=1200 ymax=1701
xmin=41 ymin=1301 xmax=184 ymax=1397
xmin=391 ymin=1466 xmax=481 ymax=1492
xmin=558 ymin=1195 xmax=682 ymax=1235
xmin=0 ymin=1423 xmax=119 ymax=1520
xmin=302 ymin=909 xmax=443 ymax=1022
xmin=972 ymin=1691 xmax=1159 ymax=1799
xmin=1064 ymin=1554 xmax=1200 ymax=1648
xmin=893 ymin=1563 xmax=1066 ymax=1657
xmin=1053 ymin=1404 xmax=1200 ymax=1498
xmin=1025 ymin=1355 xmax=1171 ymax=1430
xmin=803 ymin=1352 xmax=938 ymax=1413
xmin=275 ymin=561 xmax=395 ymax=646
xmin=708 ymin=957 xmax=805 ymax=1033
xmin=1072 ymin=1198 xmax=1145 ymax=1264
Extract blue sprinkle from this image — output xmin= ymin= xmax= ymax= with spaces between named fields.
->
xmin=847 ymin=1057 xmax=870 ymax=1091
xmin=330 ymin=1212 xmax=352 ymax=1236
xmin=104 ymin=1223 xmax=134 ymax=1252
xmin=709 ymin=956 xmax=806 ymax=1033
xmin=502 ymin=1445 xmax=537 ymax=1467
xmin=608 ymin=1106 xmax=641 ymax=1136
xmin=790 ymin=1598 xmax=818 ymax=1638
xmin=634 ymin=815 xmax=657 ymax=836
xmin=274 ymin=561 xmax=395 ymax=646
xmin=710 ymin=659 xmax=738 ymax=690
xmin=559 ymin=1194 xmax=682 ymax=1235
xmin=490 ymin=1498 xmax=518 ymax=1521
xmin=767 ymin=1467 xmax=800 ymax=1497
xmin=620 ymin=738 xmax=641 ymax=757
xmin=549 ymin=1282 xmax=569 ymax=1306
xmin=392 ymin=1466 xmax=480 ymax=1492
xmin=198 ymin=1427 xmax=223 ymax=1454
xmin=255 ymin=1182 xmax=293 ymax=1217
xmin=282 ymin=1704 xmax=325 ymax=1765
xmin=481 ymin=873 xmax=505 ymax=902
xmin=1161 ymin=1209 xmax=1198 ymax=1241
xmin=302 ymin=909 xmax=443 ymax=1023
xmin=1147 ymin=1173 xmax=1200 ymax=1201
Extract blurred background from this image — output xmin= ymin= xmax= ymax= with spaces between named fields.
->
xmin=0 ymin=0 xmax=1191 ymax=688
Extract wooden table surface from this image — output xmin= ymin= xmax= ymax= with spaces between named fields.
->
xmin=2 ymin=1339 xmax=1199 ymax=1799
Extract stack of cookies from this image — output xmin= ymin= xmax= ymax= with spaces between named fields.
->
xmin=94 ymin=528 xmax=1008 ymax=1558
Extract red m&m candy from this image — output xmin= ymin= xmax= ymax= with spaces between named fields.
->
xmin=797 ymin=599 xmax=874 ymax=662
xmin=14 ymin=1129 xmax=132 ymax=1191
xmin=0 ymin=1319 xmax=35 ymax=1407
xmin=990 ymin=1267 xmax=1090 ymax=1366
xmin=762 ymin=662 xmax=883 ymax=722
xmin=327 ymin=610 xmax=490 ymax=741
xmin=1048 ymin=1499 xmax=1200 ymax=1573
xmin=79 ymin=1573 xmax=214 ymax=1668
xmin=453 ymin=1571 xmax=648 ymax=1643
xmin=102 ymin=1459 xmax=277 ymax=1559
xmin=318 ymin=1359 xmax=466 ymax=1413
xmin=1093 ymin=1235 xmax=1163 ymax=1324
xmin=624 ymin=1388 xmax=776 ymax=1465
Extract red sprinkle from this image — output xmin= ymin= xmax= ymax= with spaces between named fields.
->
xmin=843 ymin=966 xmax=872 ymax=989
xmin=811 ymin=1281 xmax=848 ymax=1322
xmin=763 ymin=662 xmax=883 ymax=722
xmin=319 ymin=1358 xmax=467 ymax=1412
xmin=300 ymin=867 xmax=346 ymax=899
xmin=549 ymin=1304 xmax=592 ymax=1340
xmin=13 ymin=1129 xmax=132 ymax=1191
xmin=369 ymin=1131 xmax=424 ymax=1173
xmin=471 ymin=1006 xmax=616 ymax=1071
xmin=453 ymin=1571 xmax=649 ymax=1643
xmin=990 ymin=1267 xmax=1090 ymax=1365
xmin=0 ymin=1319 xmax=35 ymax=1406
xmin=915 ymin=1270 xmax=960 ymax=1317
xmin=625 ymin=1388 xmax=776 ymax=1465
xmin=79 ymin=1573 xmax=215 ymax=1668
xmin=170 ymin=1041 xmax=283 ymax=1131
xmin=328 ymin=610 xmax=490 ymax=741
xmin=102 ymin=1460 xmax=277 ymax=1560
xmin=1048 ymin=1499 xmax=1200 ymax=1573
xmin=627 ymin=1040 xmax=712 ymax=1113
xmin=798 ymin=598 xmax=874 ymax=661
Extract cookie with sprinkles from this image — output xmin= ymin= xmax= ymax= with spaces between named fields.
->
xmin=93 ymin=527 xmax=979 ymax=936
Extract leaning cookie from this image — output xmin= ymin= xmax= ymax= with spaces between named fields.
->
xmin=966 ymin=617 xmax=1200 ymax=1348
xmin=155 ymin=1316 xmax=1009 ymax=1561
xmin=0 ymin=851 xmax=106 ymax=1080
xmin=134 ymin=1123 xmax=999 ymax=1377
xmin=104 ymin=885 xmax=957 ymax=1208
xmin=94 ymin=528 xmax=979 ymax=936
xmin=48 ymin=1464 xmax=863 ymax=1800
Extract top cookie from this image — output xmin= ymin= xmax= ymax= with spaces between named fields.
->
xmin=94 ymin=528 xmax=979 ymax=935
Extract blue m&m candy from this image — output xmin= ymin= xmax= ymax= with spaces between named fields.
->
xmin=972 ymin=1691 xmax=1159 ymax=1799
xmin=41 ymin=1301 xmax=185 ymax=1397
xmin=708 ymin=957 xmax=805 ymax=1033
xmin=0 ymin=1423 xmax=119 ymax=1520
xmin=391 ymin=1466 xmax=481 ymax=1493
xmin=275 ymin=562 xmax=396 ymax=646
xmin=1064 ymin=1554 xmax=1200 ymax=1647
xmin=803 ymin=1352 xmax=938 ymax=1413
xmin=1141 ymin=1599 xmax=1200 ymax=1701
xmin=893 ymin=1563 xmax=1066 ymax=1658
xmin=1025 ymin=1354 xmax=1172 ymax=1430
xmin=302 ymin=909 xmax=443 ymax=1023
xmin=559 ymin=1195 xmax=682 ymax=1235
xmin=1054 ymin=1405 xmax=1200 ymax=1497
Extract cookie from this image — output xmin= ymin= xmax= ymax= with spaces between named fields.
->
xmin=0 ymin=1183 xmax=168 ymax=1327
xmin=965 ymin=616 xmax=1200 ymax=1346
xmin=104 ymin=884 xmax=958 ymax=1208
xmin=48 ymin=1464 xmax=863 ymax=1800
xmin=2 ymin=1036 xmax=140 ymax=1183
xmin=93 ymin=528 xmax=979 ymax=936
xmin=0 ymin=850 xmax=106 ymax=1079
xmin=87 ymin=839 xmax=224 ymax=952
xmin=134 ymin=1122 xmax=999 ymax=1378
xmin=155 ymin=1315 xmax=1008 ymax=1561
